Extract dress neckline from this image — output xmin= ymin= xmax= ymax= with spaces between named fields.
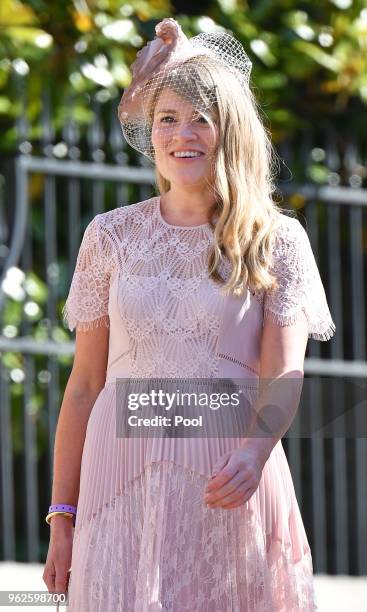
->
xmin=155 ymin=196 xmax=212 ymax=231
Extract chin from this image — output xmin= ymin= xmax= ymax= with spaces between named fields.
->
xmin=169 ymin=170 xmax=211 ymax=183
xmin=173 ymin=177 xmax=208 ymax=189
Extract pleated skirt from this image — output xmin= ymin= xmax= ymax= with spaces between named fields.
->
xmin=65 ymin=383 xmax=318 ymax=611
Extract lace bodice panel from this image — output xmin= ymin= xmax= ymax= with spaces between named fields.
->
xmin=62 ymin=196 xmax=335 ymax=379
xmin=114 ymin=214 xmax=228 ymax=378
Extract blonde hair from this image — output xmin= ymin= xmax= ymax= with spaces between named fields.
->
xmin=147 ymin=56 xmax=288 ymax=297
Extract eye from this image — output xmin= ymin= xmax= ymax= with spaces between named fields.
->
xmin=160 ymin=115 xmax=175 ymax=123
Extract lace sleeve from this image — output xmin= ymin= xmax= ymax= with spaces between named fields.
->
xmin=62 ymin=215 xmax=111 ymax=332
xmin=263 ymin=217 xmax=336 ymax=342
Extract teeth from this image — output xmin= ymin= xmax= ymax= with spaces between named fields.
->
xmin=173 ymin=151 xmax=202 ymax=158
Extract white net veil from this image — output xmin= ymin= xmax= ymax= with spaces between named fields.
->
xmin=118 ymin=18 xmax=252 ymax=162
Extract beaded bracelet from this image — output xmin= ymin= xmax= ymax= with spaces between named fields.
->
xmin=49 ymin=504 xmax=77 ymax=514
xmin=46 ymin=504 xmax=77 ymax=526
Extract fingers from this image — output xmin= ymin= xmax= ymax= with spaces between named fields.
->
xmin=204 ymin=471 xmax=243 ymax=502
xmin=43 ymin=562 xmax=69 ymax=594
xmin=210 ymin=450 xmax=231 ymax=478
xmin=206 ymin=483 xmax=256 ymax=509
xmin=205 ymin=479 xmax=251 ymax=508
xmin=214 ymin=483 xmax=255 ymax=509
xmin=55 ymin=567 xmax=70 ymax=595
xmin=205 ymin=457 xmax=252 ymax=497
xmin=42 ymin=562 xmax=56 ymax=593
xmin=204 ymin=456 xmax=261 ymax=509
xmin=205 ymin=464 xmax=238 ymax=494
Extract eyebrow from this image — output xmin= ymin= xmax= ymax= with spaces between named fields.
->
xmin=155 ymin=108 xmax=217 ymax=120
xmin=156 ymin=108 xmax=214 ymax=116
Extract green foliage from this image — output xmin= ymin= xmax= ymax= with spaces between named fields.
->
xmin=1 ymin=1 xmax=364 ymax=561
xmin=1 ymin=0 xmax=366 ymax=451
xmin=0 ymin=2 xmax=365 ymax=430
xmin=1 ymin=267 xmax=73 ymax=455
xmin=0 ymin=0 xmax=366 ymax=149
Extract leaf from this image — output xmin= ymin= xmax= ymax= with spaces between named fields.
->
xmin=3 ymin=25 xmax=53 ymax=45
xmin=24 ymin=272 xmax=48 ymax=303
xmin=0 ymin=0 xmax=37 ymax=26
xmin=2 ymin=351 xmax=22 ymax=369
xmin=0 ymin=95 xmax=12 ymax=113
xmin=257 ymin=72 xmax=288 ymax=89
xmin=293 ymin=40 xmax=341 ymax=72
xmin=71 ymin=10 xmax=93 ymax=33
xmin=307 ymin=163 xmax=329 ymax=184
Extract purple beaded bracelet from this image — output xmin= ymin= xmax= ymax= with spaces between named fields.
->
xmin=46 ymin=504 xmax=77 ymax=527
xmin=49 ymin=504 xmax=77 ymax=515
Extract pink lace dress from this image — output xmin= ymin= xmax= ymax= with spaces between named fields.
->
xmin=62 ymin=196 xmax=335 ymax=612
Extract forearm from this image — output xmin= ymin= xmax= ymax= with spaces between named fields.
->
xmin=51 ymin=380 xmax=101 ymax=507
xmin=240 ymin=371 xmax=304 ymax=464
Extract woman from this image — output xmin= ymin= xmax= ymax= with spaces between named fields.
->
xmin=43 ymin=18 xmax=335 ymax=611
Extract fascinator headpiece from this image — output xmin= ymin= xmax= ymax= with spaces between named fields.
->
xmin=118 ymin=18 xmax=252 ymax=161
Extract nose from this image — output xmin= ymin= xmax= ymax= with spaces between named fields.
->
xmin=172 ymin=121 xmax=198 ymax=140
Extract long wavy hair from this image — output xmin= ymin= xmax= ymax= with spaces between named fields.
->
xmin=146 ymin=56 xmax=289 ymax=297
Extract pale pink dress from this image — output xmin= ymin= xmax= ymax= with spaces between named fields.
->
xmin=62 ymin=196 xmax=335 ymax=611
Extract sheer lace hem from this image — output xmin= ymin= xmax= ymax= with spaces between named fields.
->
xmin=68 ymin=461 xmax=317 ymax=611
xmin=263 ymin=305 xmax=336 ymax=342
xmin=62 ymin=307 xmax=110 ymax=332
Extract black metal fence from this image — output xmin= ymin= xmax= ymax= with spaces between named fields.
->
xmin=0 ymin=91 xmax=366 ymax=575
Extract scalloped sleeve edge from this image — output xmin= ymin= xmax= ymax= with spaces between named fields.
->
xmin=263 ymin=306 xmax=336 ymax=342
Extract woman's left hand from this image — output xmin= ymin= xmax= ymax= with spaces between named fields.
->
xmin=203 ymin=445 xmax=266 ymax=509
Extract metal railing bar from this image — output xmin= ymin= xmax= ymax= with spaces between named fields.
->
xmin=0 ymin=370 xmax=16 ymax=560
xmin=0 ymin=161 xmax=29 ymax=298
xmin=350 ymin=206 xmax=366 ymax=360
xmin=0 ymin=337 xmax=75 ymax=355
xmin=17 ymin=155 xmax=155 ymax=183
xmin=309 ymin=379 xmax=327 ymax=572
xmin=304 ymin=358 xmax=367 ymax=377
xmin=281 ymin=183 xmax=367 ymax=206
xmin=23 ymin=357 xmax=40 ymax=561
xmin=1 ymin=337 xmax=366 ymax=377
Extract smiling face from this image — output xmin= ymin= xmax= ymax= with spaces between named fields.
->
xmin=151 ymin=88 xmax=219 ymax=190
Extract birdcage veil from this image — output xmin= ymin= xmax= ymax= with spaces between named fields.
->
xmin=118 ymin=18 xmax=252 ymax=162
